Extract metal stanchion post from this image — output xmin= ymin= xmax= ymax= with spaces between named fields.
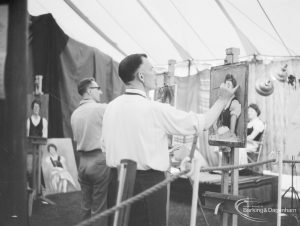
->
xmin=277 ymin=148 xmax=283 ymax=226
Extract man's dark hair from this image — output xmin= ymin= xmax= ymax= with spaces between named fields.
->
xmin=78 ymin=78 xmax=94 ymax=96
xmin=47 ymin=143 xmax=57 ymax=152
xmin=118 ymin=54 xmax=147 ymax=84
xmin=31 ymin=99 xmax=42 ymax=110
xmin=224 ymin=74 xmax=237 ymax=88
xmin=249 ymin=103 xmax=261 ymax=116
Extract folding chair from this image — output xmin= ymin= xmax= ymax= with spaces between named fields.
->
xmin=247 ymin=123 xmax=266 ymax=163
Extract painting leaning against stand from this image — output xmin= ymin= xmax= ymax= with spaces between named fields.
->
xmin=41 ymin=138 xmax=80 ymax=195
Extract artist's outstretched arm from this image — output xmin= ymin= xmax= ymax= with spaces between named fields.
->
xmin=203 ymin=84 xmax=239 ymax=130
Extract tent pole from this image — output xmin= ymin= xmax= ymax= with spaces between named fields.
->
xmin=0 ymin=0 xmax=29 ymax=225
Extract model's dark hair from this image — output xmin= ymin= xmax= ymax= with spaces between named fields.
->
xmin=118 ymin=54 xmax=147 ymax=84
xmin=31 ymin=99 xmax=41 ymax=110
xmin=249 ymin=103 xmax=261 ymax=116
xmin=78 ymin=78 xmax=95 ymax=96
xmin=224 ymin=74 xmax=237 ymax=88
xmin=47 ymin=143 xmax=57 ymax=152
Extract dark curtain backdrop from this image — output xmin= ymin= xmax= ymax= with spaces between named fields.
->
xmin=29 ymin=14 xmax=125 ymax=138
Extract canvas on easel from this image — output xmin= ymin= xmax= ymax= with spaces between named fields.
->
xmin=26 ymin=94 xmax=49 ymax=187
xmin=208 ymin=62 xmax=248 ymax=148
xmin=26 ymin=94 xmax=49 ymax=138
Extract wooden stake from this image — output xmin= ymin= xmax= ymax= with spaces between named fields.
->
xmin=113 ymin=163 xmax=127 ymax=226
xmin=190 ymin=157 xmax=201 ymax=226
xmin=277 ymin=149 xmax=283 ymax=226
xmin=113 ymin=159 xmax=137 ymax=226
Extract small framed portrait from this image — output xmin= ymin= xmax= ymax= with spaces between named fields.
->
xmin=154 ymin=84 xmax=177 ymax=106
xmin=26 ymin=94 xmax=49 ymax=138
xmin=208 ymin=62 xmax=248 ymax=148
xmin=41 ymin=138 xmax=80 ymax=195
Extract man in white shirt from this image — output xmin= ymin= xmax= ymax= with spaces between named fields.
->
xmin=102 ymin=54 xmax=238 ymax=226
xmin=71 ymin=78 xmax=109 ymax=225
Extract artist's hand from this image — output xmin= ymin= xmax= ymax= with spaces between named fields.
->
xmin=218 ymin=83 xmax=239 ymax=102
xmin=180 ymin=155 xmax=202 ymax=179
xmin=179 ymin=156 xmax=192 ymax=172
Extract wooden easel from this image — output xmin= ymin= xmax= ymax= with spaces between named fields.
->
xmin=207 ymin=48 xmax=247 ymax=226
xmin=27 ymin=77 xmax=54 ymax=216
xmin=27 ymin=136 xmax=55 ymax=216
xmin=219 ymin=147 xmax=239 ymax=226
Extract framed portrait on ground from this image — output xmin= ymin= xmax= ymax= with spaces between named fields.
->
xmin=208 ymin=62 xmax=248 ymax=148
xmin=41 ymin=138 xmax=80 ymax=195
xmin=26 ymin=94 xmax=49 ymax=138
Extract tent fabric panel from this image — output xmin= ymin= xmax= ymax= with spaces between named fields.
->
xmin=59 ymin=38 xmax=124 ymax=139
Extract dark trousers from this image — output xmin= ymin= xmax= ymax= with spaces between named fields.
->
xmin=78 ymin=150 xmax=110 ymax=226
xmin=108 ymin=168 xmax=167 ymax=226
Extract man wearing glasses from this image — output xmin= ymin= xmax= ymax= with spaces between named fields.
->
xmin=71 ymin=78 xmax=110 ymax=225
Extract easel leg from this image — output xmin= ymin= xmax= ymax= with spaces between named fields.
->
xmin=37 ymin=145 xmax=42 ymax=195
xmin=230 ymin=148 xmax=239 ymax=226
xmin=28 ymin=145 xmax=38 ymax=217
xmin=32 ymin=145 xmax=38 ymax=199
xmin=221 ymin=150 xmax=229 ymax=226
xmin=190 ymin=158 xmax=201 ymax=226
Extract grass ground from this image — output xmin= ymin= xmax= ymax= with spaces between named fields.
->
xmin=29 ymin=190 xmax=299 ymax=226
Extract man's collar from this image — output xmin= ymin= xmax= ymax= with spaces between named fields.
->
xmin=125 ymin=89 xmax=147 ymax=98
xmin=79 ymin=98 xmax=96 ymax=105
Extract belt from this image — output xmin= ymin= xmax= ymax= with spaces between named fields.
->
xmin=77 ymin=148 xmax=102 ymax=153
xmin=110 ymin=167 xmax=162 ymax=174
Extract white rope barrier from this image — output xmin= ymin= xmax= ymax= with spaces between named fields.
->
xmin=74 ymin=158 xmax=300 ymax=226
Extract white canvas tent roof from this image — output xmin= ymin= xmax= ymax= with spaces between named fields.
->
xmin=28 ymin=0 xmax=300 ymax=73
